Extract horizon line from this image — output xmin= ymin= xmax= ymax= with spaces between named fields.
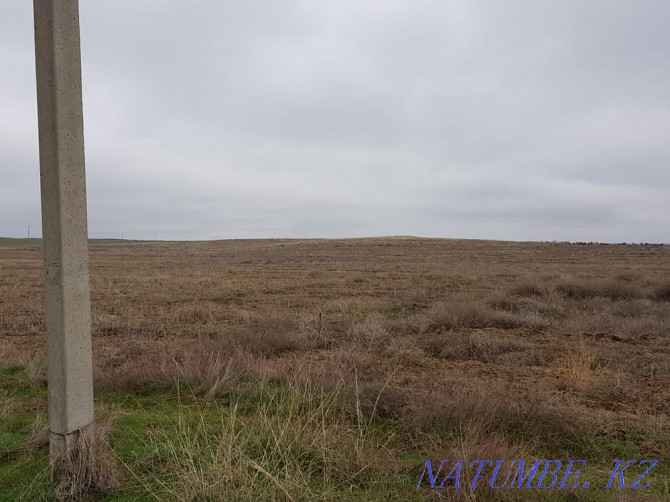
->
xmin=1 ymin=236 xmax=667 ymax=246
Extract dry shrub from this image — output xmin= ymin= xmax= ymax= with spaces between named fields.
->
xmin=226 ymin=325 xmax=298 ymax=357
xmin=347 ymin=314 xmax=391 ymax=350
xmin=417 ymin=422 xmax=532 ymax=499
xmin=92 ymin=313 xmax=121 ymax=330
xmin=93 ymin=339 xmax=174 ymax=391
xmin=555 ymin=279 xmax=641 ymax=300
xmin=559 ymin=309 xmax=668 ymax=339
xmin=599 ymin=282 xmax=643 ymax=300
xmin=611 ymin=300 xmax=648 ymax=318
xmin=171 ymin=340 xmax=247 ymax=398
xmin=0 ymin=342 xmax=22 ymax=366
xmin=486 ymin=293 xmax=519 ymax=312
xmin=651 ymin=282 xmax=670 ymax=302
xmin=158 ymin=338 xmax=278 ymax=397
xmin=382 ymin=335 xmax=423 ymax=360
xmin=51 ymin=420 xmax=120 ymax=500
xmin=296 ymin=311 xmax=337 ymax=349
xmin=526 ymin=294 xmax=566 ymax=321
xmin=418 ymin=331 xmax=457 ymax=358
xmin=581 ymin=370 xmax=649 ymax=413
xmin=404 ymin=383 xmax=570 ymax=452
xmin=487 ymin=292 xmax=565 ymax=325
xmin=94 ymin=326 xmax=293 ymax=394
xmin=0 ymin=313 xmax=45 ymax=333
xmin=423 ymin=301 xmax=531 ymax=332
xmin=419 ymin=330 xmax=543 ymax=365
xmin=227 ymin=312 xmax=300 ymax=356
xmin=553 ymin=281 xmax=592 ymax=299
xmin=172 ymin=303 xmax=215 ymax=325
xmin=385 ymin=315 xmax=426 ymax=337
xmin=509 ymin=281 xmax=546 ymax=297
xmin=357 ymin=382 xmax=409 ymax=420
xmin=94 ymin=338 xmax=235 ymax=393
xmin=287 ymin=348 xmax=384 ymax=390
xmin=300 ymin=310 xmax=396 ymax=351
xmin=598 ymin=343 xmax=670 ymax=379
xmin=615 ymin=271 xmax=645 ymax=284
xmin=320 ymin=296 xmax=387 ymax=319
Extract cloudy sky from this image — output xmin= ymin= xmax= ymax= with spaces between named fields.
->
xmin=1 ymin=1 xmax=669 ymax=242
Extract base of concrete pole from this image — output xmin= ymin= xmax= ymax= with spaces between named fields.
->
xmin=50 ymin=426 xmax=93 ymax=497
xmin=49 ymin=431 xmax=70 ymax=460
xmin=48 ymin=424 xmax=119 ymax=498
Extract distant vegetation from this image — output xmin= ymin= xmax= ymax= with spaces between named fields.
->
xmin=0 ymin=237 xmax=151 ymax=246
xmin=0 ymin=237 xmax=42 ymax=246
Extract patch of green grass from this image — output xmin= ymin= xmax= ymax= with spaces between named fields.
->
xmin=0 ymin=395 xmax=50 ymax=500
xmin=1 ymin=366 xmax=25 ymax=376
xmin=0 ymin=238 xmax=42 ymax=247
xmin=1 ymin=377 xmax=668 ymax=501
xmin=0 ymin=368 xmax=44 ymax=401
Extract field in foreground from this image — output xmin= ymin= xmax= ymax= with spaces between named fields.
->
xmin=1 ymin=237 xmax=669 ymax=501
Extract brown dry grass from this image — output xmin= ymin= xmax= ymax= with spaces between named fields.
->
xmin=1 ymin=237 xmax=669 ymax=498
xmin=2 ymin=237 xmax=669 ymax=417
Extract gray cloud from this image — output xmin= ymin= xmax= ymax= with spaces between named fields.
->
xmin=1 ymin=0 xmax=669 ymax=242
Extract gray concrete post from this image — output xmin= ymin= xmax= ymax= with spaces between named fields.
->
xmin=33 ymin=0 xmax=94 ymax=457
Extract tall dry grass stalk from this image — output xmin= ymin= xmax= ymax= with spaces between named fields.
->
xmin=563 ymin=341 xmax=599 ymax=389
xmin=50 ymin=420 xmax=120 ymax=500
xmin=132 ymin=378 xmax=400 ymax=501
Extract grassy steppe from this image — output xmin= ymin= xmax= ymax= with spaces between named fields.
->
xmin=1 ymin=238 xmax=668 ymax=500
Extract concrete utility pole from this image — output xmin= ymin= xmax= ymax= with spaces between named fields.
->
xmin=33 ymin=0 xmax=94 ymax=459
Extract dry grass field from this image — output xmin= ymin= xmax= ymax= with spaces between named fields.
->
xmin=1 ymin=237 xmax=669 ymax=500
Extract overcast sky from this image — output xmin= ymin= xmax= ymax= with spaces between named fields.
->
xmin=1 ymin=1 xmax=669 ymax=242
